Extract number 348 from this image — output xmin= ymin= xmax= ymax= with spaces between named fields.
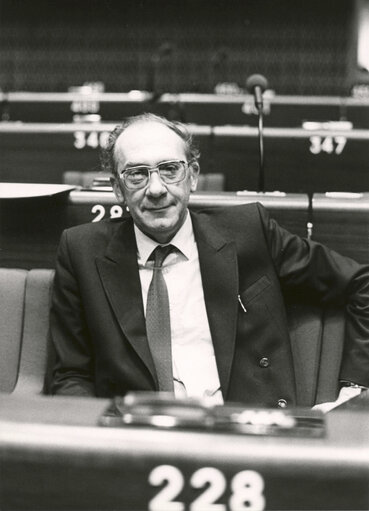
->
xmin=148 ymin=465 xmax=265 ymax=511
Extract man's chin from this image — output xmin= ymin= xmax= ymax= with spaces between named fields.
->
xmin=139 ymin=215 xmax=180 ymax=242
xmin=149 ymin=218 xmax=176 ymax=233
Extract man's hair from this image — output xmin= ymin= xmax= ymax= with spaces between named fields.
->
xmin=100 ymin=113 xmax=200 ymax=178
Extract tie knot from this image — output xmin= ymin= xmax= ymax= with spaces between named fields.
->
xmin=151 ymin=244 xmax=174 ymax=268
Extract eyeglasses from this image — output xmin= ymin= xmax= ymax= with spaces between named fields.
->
xmin=120 ymin=160 xmax=188 ymax=190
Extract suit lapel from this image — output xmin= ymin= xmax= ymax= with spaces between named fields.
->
xmin=95 ymin=219 xmax=157 ymax=386
xmin=192 ymin=212 xmax=239 ymax=400
xmin=94 ymin=213 xmax=239 ymax=396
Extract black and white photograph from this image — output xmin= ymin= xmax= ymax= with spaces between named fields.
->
xmin=0 ymin=1 xmax=368 ymax=509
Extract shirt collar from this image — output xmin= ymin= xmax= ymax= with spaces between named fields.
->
xmin=134 ymin=210 xmax=195 ymax=265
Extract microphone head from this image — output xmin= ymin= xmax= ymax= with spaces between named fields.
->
xmin=246 ymin=74 xmax=268 ymax=93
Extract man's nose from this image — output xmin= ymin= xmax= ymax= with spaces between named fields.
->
xmin=146 ymin=171 xmax=167 ymax=196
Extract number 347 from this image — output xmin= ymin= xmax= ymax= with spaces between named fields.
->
xmin=309 ymin=135 xmax=346 ymax=155
xmin=148 ymin=465 xmax=265 ymax=511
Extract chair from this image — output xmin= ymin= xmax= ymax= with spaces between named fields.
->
xmin=13 ymin=269 xmax=55 ymax=395
xmin=0 ymin=268 xmax=54 ymax=395
xmin=196 ymin=173 xmax=225 ymax=191
xmin=0 ymin=266 xmax=345 ymax=404
xmin=0 ymin=268 xmax=28 ymax=392
xmin=287 ymin=303 xmax=345 ymax=406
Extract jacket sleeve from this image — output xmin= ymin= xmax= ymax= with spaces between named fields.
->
xmin=257 ymin=203 xmax=369 ymax=388
xmin=50 ymin=229 xmax=96 ymax=396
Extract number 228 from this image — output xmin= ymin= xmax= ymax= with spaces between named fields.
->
xmin=148 ymin=465 xmax=265 ymax=511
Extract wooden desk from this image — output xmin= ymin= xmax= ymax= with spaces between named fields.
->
xmin=312 ymin=193 xmax=369 ymax=264
xmin=2 ymin=186 xmax=367 ymax=268
xmin=0 ymin=184 xmax=74 ymax=268
xmin=1 ymin=122 xmax=368 ymax=192
xmin=0 ymin=187 xmax=309 ymax=268
xmin=0 ymin=393 xmax=368 ymax=510
xmin=211 ymin=126 xmax=369 ymax=192
xmin=2 ymin=92 xmax=369 ymax=128
xmin=0 ymin=122 xmax=215 ymax=185
xmin=68 ymin=189 xmax=309 ymax=235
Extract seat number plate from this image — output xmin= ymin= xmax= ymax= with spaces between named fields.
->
xmin=148 ymin=465 xmax=265 ymax=511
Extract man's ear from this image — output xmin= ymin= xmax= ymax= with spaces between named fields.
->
xmin=111 ymin=177 xmax=125 ymax=203
xmin=189 ymin=162 xmax=200 ymax=192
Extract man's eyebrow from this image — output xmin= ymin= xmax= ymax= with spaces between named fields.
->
xmin=123 ymin=161 xmax=148 ymax=168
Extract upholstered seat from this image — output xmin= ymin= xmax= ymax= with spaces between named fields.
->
xmin=0 ymin=268 xmax=54 ymax=394
xmin=287 ymin=303 xmax=344 ymax=407
xmin=0 ymin=267 xmax=344 ymax=405
xmin=13 ymin=269 xmax=55 ymax=395
xmin=0 ymin=268 xmax=28 ymax=393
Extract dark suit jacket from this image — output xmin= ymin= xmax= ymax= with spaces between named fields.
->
xmin=50 ymin=203 xmax=369 ymax=406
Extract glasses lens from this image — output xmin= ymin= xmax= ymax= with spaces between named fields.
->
xmin=158 ymin=161 xmax=186 ymax=183
xmin=123 ymin=167 xmax=149 ymax=188
xmin=121 ymin=161 xmax=187 ymax=189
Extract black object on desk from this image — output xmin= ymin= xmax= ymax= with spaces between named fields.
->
xmin=100 ymin=392 xmax=325 ymax=438
xmin=0 ymin=183 xmax=74 ymax=268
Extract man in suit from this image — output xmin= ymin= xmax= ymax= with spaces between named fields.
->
xmin=50 ymin=114 xmax=369 ymax=408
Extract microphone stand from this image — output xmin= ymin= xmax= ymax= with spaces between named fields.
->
xmin=256 ymin=103 xmax=265 ymax=192
xmin=246 ymin=75 xmax=268 ymax=192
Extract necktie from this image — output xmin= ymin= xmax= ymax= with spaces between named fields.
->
xmin=146 ymin=245 xmax=174 ymax=392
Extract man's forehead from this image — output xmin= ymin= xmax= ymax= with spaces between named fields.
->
xmin=115 ymin=121 xmax=184 ymax=151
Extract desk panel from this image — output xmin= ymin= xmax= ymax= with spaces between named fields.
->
xmin=0 ymin=394 xmax=368 ymax=511
xmin=165 ymin=94 xmax=369 ymax=129
xmin=0 ymin=123 xmax=215 ymax=185
xmin=0 ymin=189 xmax=309 ymax=269
xmin=1 ymin=123 xmax=368 ymax=192
xmin=212 ymin=126 xmax=369 ymax=193
xmin=1 ymin=91 xmax=153 ymax=124
xmin=68 ymin=190 xmax=310 ymax=236
xmin=176 ymin=94 xmax=344 ymax=127
xmin=312 ymin=193 xmax=369 ymax=264
xmin=2 ymin=187 xmax=367 ymax=268
xmin=2 ymin=92 xmax=369 ymax=128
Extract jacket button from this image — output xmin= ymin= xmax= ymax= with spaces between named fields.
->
xmin=277 ymin=399 xmax=288 ymax=408
xmin=259 ymin=357 xmax=270 ymax=368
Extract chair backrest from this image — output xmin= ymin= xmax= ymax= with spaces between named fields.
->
xmin=0 ymin=268 xmax=54 ymax=395
xmin=287 ymin=303 xmax=345 ymax=407
xmin=0 ymin=268 xmax=28 ymax=392
xmin=0 ymin=266 xmax=346 ymax=404
xmin=13 ymin=269 xmax=55 ymax=395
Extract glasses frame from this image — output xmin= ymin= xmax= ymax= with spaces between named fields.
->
xmin=119 ymin=159 xmax=189 ymax=190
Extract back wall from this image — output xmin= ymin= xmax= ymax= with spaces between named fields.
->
xmin=0 ymin=0 xmax=357 ymax=95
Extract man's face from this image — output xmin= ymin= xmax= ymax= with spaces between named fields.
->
xmin=113 ymin=121 xmax=199 ymax=243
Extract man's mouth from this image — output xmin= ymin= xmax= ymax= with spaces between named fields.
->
xmin=145 ymin=204 xmax=171 ymax=212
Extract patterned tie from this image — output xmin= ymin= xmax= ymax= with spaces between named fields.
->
xmin=146 ymin=245 xmax=174 ymax=392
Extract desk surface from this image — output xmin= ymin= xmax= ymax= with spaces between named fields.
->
xmin=2 ymin=92 xmax=369 ymax=128
xmin=0 ymin=393 xmax=368 ymax=510
xmin=2 ymin=188 xmax=368 ymax=268
xmin=1 ymin=122 xmax=368 ymax=193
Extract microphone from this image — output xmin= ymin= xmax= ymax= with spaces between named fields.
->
xmin=245 ymin=74 xmax=269 ymax=191
xmin=246 ymin=74 xmax=268 ymax=111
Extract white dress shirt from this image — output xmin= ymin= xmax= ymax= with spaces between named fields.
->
xmin=134 ymin=211 xmax=223 ymax=404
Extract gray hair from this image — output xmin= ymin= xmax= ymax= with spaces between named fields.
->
xmin=100 ymin=113 xmax=200 ymax=178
